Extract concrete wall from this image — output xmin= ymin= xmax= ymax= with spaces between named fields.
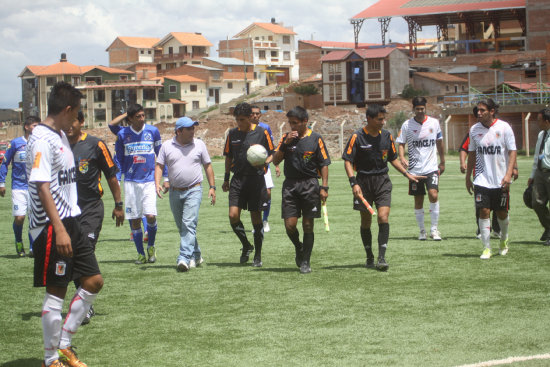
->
xmin=389 ymin=51 xmax=410 ymax=97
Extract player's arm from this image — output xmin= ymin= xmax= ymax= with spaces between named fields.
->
xmin=203 ymin=162 xmax=216 ymax=205
xmin=465 ymin=151 xmax=476 ymax=195
xmin=319 ymin=165 xmax=328 ymax=203
xmin=389 ymin=158 xmax=422 ymax=182
xmin=459 ymin=150 xmax=468 ymax=174
xmin=344 ymin=160 xmax=362 ymax=199
xmin=0 ymin=143 xmax=15 ymax=197
xmin=106 ymin=176 xmax=124 ymax=226
xmin=501 ymin=150 xmax=517 ymax=190
xmin=272 ymin=134 xmax=287 ymax=166
xmin=398 ymin=143 xmax=408 ymax=168
xmin=222 ymin=156 xmax=232 ymax=192
xmin=436 ymin=139 xmax=445 ymax=174
xmin=96 ymin=140 xmax=124 ymax=225
xmin=37 ymin=181 xmax=72 ymax=257
xmin=154 ymin=162 xmax=165 ymax=198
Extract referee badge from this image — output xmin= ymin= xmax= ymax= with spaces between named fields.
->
xmin=303 ymin=151 xmax=314 ymax=162
xmin=476 ymin=194 xmax=482 ymax=203
xmin=381 ymin=150 xmax=388 ymax=162
xmin=55 ymin=261 xmax=66 ymax=276
xmin=79 ymin=159 xmax=89 ymax=173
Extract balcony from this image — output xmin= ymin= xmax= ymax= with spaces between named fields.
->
xmin=254 ymin=42 xmax=278 ymax=49
xmin=154 ymin=52 xmax=209 ymax=62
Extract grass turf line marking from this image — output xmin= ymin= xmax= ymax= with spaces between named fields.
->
xmin=456 ymin=353 xmax=550 ymax=367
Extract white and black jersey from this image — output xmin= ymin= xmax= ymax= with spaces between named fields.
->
xmin=468 ymin=119 xmax=516 ymax=189
xmin=26 ymin=124 xmax=80 ymax=240
xmin=396 ymin=116 xmax=442 ymax=175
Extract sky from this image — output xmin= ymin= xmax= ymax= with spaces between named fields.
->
xmin=0 ymin=0 xmax=436 ymax=109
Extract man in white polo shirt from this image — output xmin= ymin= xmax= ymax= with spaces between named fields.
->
xmin=155 ymin=117 xmax=216 ymax=272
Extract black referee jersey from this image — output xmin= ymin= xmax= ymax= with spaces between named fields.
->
xmin=71 ymin=133 xmax=118 ymax=206
xmin=223 ymin=124 xmax=274 ymax=176
xmin=342 ymin=127 xmax=397 ymax=176
xmin=275 ymin=129 xmax=331 ymax=179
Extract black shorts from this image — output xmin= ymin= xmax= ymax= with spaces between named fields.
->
xmin=474 ymin=185 xmax=510 ymax=211
xmin=409 ymin=171 xmax=439 ymax=196
xmin=33 ymin=217 xmax=101 ymax=288
xmin=229 ymin=174 xmax=268 ymax=211
xmin=354 ymin=174 xmax=392 ymax=211
xmin=281 ymin=177 xmax=321 ymax=219
xmin=79 ymin=200 xmax=104 ymax=250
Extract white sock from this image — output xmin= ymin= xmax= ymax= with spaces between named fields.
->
xmin=42 ymin=293 xmax=64 ymax=365
xmin=497 ymin=215 xmax=509 ymax=241
xmin=479 ymin=218 xmax=491 ymax=249
xmin=59 ymin=288 xmax=97 ymax=349
xmin=414 ymin=209 xmax=425 ymax=232
xmin=429 ymin=202 xmax=440 ymax=232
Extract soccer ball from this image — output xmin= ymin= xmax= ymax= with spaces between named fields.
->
xmin=246 ymin=144 xmax=268 ymax=167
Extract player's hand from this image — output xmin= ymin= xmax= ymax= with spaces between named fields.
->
xmin=112 ymin=207 xmax=125 ymax=227
xmin=155 ymin=184 xmax=164 ymax=199
xmin=460 ymin=162 xmax=467 ymax=174
xmin=466 ymin=177 xmax=474 ymax=195
xmin=275 ymin=165 xmax=281 ymax=177
xmin=285 ymin=131 xmax=299 ymax=145
xmin=438 ymin=162 xmax=445 ymax=175
xmin=512 ymin=167 xmax=519 ymax=181
xmin=400 ymin=158 xmax=409 ymax=169
xmin=352 ymin=184 xmax=363 ymax=199
xmin=408 ymin=174 xmax=426 ymax=183
xmin=0 ymin=187 xmax=5 ymax=197
xmin=162 ymin=181 xmax=170 ymax=193
xmin=208 ymin=188 xmax=216 ymax=206
xmin=222 ymin=181 xmax=229 ymax=192
xmin=528 ymin=178 xmax=533 ymax=186
xmin=320 ymin=187 xmax=328 ymax=204
xmin=55 ymin=228 xmax=73 ymax=257
xmin=500 ymin=175 xmax=513 ymax=192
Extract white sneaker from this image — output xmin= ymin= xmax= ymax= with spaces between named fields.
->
xmin=263 ymin=221 xmax=270 ymax=233
xmin=418 ymin=230 xmax=427 ymax=241
xmin=177 ymin=260 xmax=189 ymax=272
xmin=189 ymin=258 xmax=196 ymax=268
xmin=196 ymin=257 xmax=204 ymax=266
xmin=491 ymin=231 xmax=501 ymax=239
xmin=430 ymin=229 xmax=442 ymax=241
xmin=480 ymin=247 xmax=492 ymax=259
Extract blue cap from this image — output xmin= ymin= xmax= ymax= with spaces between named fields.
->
xmin=175 ymin=117 xmax=198 ymax=130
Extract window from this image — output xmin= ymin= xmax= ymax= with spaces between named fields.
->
xmin=328 ymin=63 xmax=342 ymax=81
xmin=446 ymin=85 xmax=450 ymax=92
xmin=148 ymin=50 xmax=151 ymax=54
xmin=271 ymin=51 xmax=278 ymax=58
xmin=283 ymin=36 xmax=290 ymax=44
xmin=145 ymin=108 xmax=156 ymax=120
xmin=525 ymin=69 xmax=536 ymax=78
xmin=259 ymin=50 xmax=266 ymax=59
xmin=120 ymin=75 xmax=128 ymax=81
xmin=94 ymin=109 xmax=106 ymax=122
xmin=192 ymin=101 xmax=200 ymax=109
xmin=46 ymin=77 xmax=56 ymax=86
xmin=169 ymin=85 xmax=177 ymax=93
xmin=209 ymin=89 xmax=214 ymax=97
xmin=168 ymin=47 xmax=173 ymax=54
xmin=268 ymin=35 xmax=273 ymax=41
xmin=254 ymin=72 xmax=257 ymax=79
xmin=140 ymin=50 xmax=144 ymax=54
xmin=94 ymin=90 xmax=105 ymax=102
xmin=283 ymin=51 xmax=290 ymax=60
xmin=228 ymin=67 xmax=232 ymax=72
xmin=454 ymin=85 xmax=458 ymax=93
xmin=227 ymin=82 xmax=233 ymax=89
xmin=143 ymin=89 xmax=156 ymax=100
xmin=190 ymin=85 xmax=198 ymax=92
xmin=462 ymin=85 xmax=465 ymax=91
xmin=255 ymin=37 xmax=259 ymax=40
xmin=368 ymin=83 xmax=382 ymax=94
xmin=368 ymin=60 xmax=380 ymax=71
xmin=72 ymin=76 xmax=80 ymax=86
xmin=328 ymin=85 xmax=342 ymax=101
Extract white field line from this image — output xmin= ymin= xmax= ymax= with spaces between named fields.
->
xmin=456 ymin=353 xmax=550 ymax=367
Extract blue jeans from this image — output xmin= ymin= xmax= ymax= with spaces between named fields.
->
xmin=169 ymin=186 xmax=202 ymax=264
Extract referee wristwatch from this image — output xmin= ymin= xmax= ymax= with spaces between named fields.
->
xmin=320 ymin=186 xmax=329 ymax=191
xmin=209 ymin=185 xmax=216 ymax=190
xmin=115 ymin=201 xmax=123 ymax=208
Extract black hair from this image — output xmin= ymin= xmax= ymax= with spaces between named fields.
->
xmin=540 ymin=108 xmax=550 ymax=122
xmin=477 ymin=98 xmax=499 ymax=116
xmin=250 ymin=105 xmax=260 ymax=110
xmin=366 ymin=104 xmax=387 ymax=119
xmin=286 ymin=106 xmax=308 ymax=121
xmin=412 ymin=96 xmax=427 ymax=107
xmin=472 ymin=106 xmax=478 ymax=117
xmin=233 ymin=102 xmax=252 ymax=117
xmin=47 ymin=81 xmax=83 ymax=115
xmin=77 ymin=111 xmax=85 ymax=123
xmin=24 ymin=116 xmax=40 ymax=126
xmin=127 ymin=104 xmax=144 ymax=118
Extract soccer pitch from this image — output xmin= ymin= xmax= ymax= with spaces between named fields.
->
xmin=1 ymin=158 xmax=549 ymax=367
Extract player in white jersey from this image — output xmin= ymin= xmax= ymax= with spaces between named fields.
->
xmin=465 ymin=99 xmax=517 ymax=260
xmin=26 ymin=82 xmax=103 ymax=367
xmin=396 ymin=97 xmax=445 ymax=241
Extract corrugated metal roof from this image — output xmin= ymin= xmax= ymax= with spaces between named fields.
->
xmin=203 ymin=57 xmax=253 ymax=66
xmin=320 ymin=47 xmax=396 ymax=62
xmin=415 ymin=71 xmax=468 ymax=82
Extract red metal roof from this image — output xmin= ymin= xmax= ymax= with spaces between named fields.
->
xmin=352 ymin=0 xmax=525 ymax=19
xmin=320 ymin=47 xmax=397 ymax=62
xmin=300 ymin=40 xmax=378 ymax=49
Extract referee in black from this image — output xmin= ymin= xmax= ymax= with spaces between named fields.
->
xmin=343 ymin=104 xmax=420 ymax=271
xmin=65 ymin=111 xmax=124 ymax=323
xmin=273 ymin=106 xmax=331 ymax=274
xmin=222 ymin=103 xmax=274 ymax=267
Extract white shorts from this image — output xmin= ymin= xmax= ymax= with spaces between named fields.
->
xmin=12 ymin=189 xmax=29 ymax=216
xmin=264 ymin=166 xmax=274 ymax=189
xmin=124 ymin=181 xmax=157 ymax=220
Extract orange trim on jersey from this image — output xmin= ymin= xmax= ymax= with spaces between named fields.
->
xmin=363 ymin=127 xmax=369 ymax=135
xmin=318 ymin=138 xmax=328 ymax=160
xmin=306 ymin=129 xmax=312 ymax=137
xmin=43 ymin=224 xmax=53 ymax=286
xmin=275 ymin=135 xmax=286 ymax=151
xmin=490 ymin=119 xmax=498 ymax=127
xmin=32 ymin=152 xmax=42 ymax=169
xmin=98 ymin=176 xmax=104 ymax=197
xmin=224 ymin=136 xmax=230 ymax=154
xmin=264 ymin=130 xmax=274 ymax=151
xmin=80 ymin=133 xmax=87 ymax=141
xmin=98 ymin=141 xmax=115 ymax=168
xmin=347 ymin=134 xmax=357 ymax=155
xmin=390 ymin=134 xmax=396 ymax=153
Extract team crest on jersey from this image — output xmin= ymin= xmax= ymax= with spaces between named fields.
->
xmin=495 ymin=132 xmax=501 ymax=138
xmin=303 ymin=151 xmax=314 ymax=162
xmin=32 ymin=152 xmax=42 ymax=168
xmin=144 ymin=132 xmax=153 ymax=141
xmin=381 ymin=150 xmax=388 ymax=162
xmin=476 ymin=194 xmax=482 ymax=202
xmin=79 ymin=159 xmax=89 ymax=173
xmin=429 ymin=128 xmax=434 ymax=133
xmin=133 ymin=155 xmax=146 ymax=164
xmin=55 ymin=261 xmax=66 ymax=276
xmin=412 ymin=183 xmax=417 ymax=191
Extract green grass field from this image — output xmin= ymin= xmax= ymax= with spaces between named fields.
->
xmin=1 ymin=157 xmax=550 ymax=367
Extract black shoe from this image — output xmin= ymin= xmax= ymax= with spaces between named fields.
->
xmin=252 ymin=256 xmax=263 ymax=267
xmin=299 ymin=261 xmax=311 ymax=274
xmin=365 ymin=257 xmax=375 ymax=269
xmin=376 ymin=257 xmax=389 ymax=272
xmin=81 ymin=305 xmax=95 ymax=326
xmin=295 ymin=243 xmax=303 ymax=268
xmin=540 ymin=229 xmax=550 ymax=241
xmin=240 ymin=244 xmax=254 ymax=264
